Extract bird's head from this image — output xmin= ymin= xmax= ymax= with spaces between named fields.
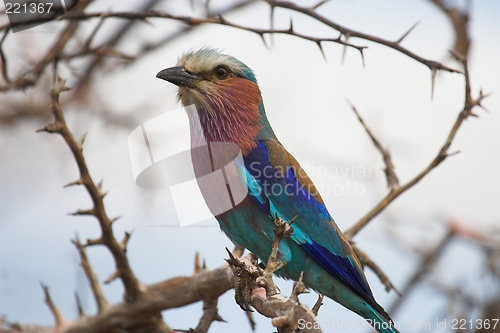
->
xmin=157 ymin=47 xmax=276 ymax=154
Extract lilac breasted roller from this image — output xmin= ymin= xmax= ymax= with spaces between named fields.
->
xmin=157 ymin=48 xmax=399 ymax=333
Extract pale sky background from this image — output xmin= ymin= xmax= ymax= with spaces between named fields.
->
xmin=0 ymin=0 xmax=499 ymax=332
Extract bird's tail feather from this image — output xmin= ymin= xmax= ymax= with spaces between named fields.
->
xmin=363 ymin=304 xmax=400 ymax=333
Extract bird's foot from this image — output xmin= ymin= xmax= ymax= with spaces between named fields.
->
xmin=226 ymin=249 xmax=263 ymax=311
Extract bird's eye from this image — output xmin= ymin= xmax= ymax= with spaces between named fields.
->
xmin=214 ymin=66 xmax=229 ymax=80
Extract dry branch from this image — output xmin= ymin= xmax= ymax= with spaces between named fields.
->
xmin=388 ymin=228 xmax=455 ymax=314
xmin=40 ymin=283 xmax=65 ymax=327
xmin=37 ymin=77 xmax=143 ymax=303
xmin=0 ymin=0 xmax=461 ymax=94
xmin=347 ymin=101 xmax=399 ymax=191
xmin=71 ymin=236 xmax=108 ymax=313
xmin=267 ymin=0 xmax=461 ymax=73
xmin=352 ymin=244 xmax=401 ymax=296
xmin=430 ymin=0 xmax=471 ymax=59
xmin=345 ymin=56 xmax=488 ymax=239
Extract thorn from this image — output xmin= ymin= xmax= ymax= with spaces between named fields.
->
xmin=396 ymin=21 xmax=419 ymax=44
xmin=104 ymin=270 xmax=120 ymax=284
xmin=86 ymin=237 xmax=103 ymax=246
xmin=341 ymin=34 xmax=350 ymax=65
xmin=288 ymin=215 xmax=298 ymax=226
xmin=218 ymin=14 xmax=226 ymax=24
xmin=360 ymin=48 xmax=366 ymax=68
xmin=78 ymin=132 xmax=88 ymax=146
xmin=96 ymin=179 xmax=103 ymax=191
xmin=64 ymin=179 xmax=83 ymax=188
xmin=111 ymin=216 xmax=121 ymax=223
xmin=225 ymin=247 xmax=243 ymax=268
xmin=120 ymin=231 xmax=131 ymax=252
xmin=269 ymin=5 xmax=275 ymax=48
xmin=70 ymin=208 xmax=95 ymax=216
xmin=36 ymin=123 xmax=60 ymax=133
xmin=140 ymin=17 xmax=152 ymax=25
xmin=288 ymin=18 xmax=294 ymax=33
xmin=311 ymin=0 xmax=329 ymax=10
xmin=202 ymin=259 xmax=206 ymax=269
xmin=36 ymin=126 xmax=48 ymax=133
xmin=214 ymin=311 xmax=226 ymax=322
xmin=225 ymin=247 xmax=235 ymax=261
xmin=195 ymin=252 xmax=202 ymax=273
xmin=316 ymin=41 xmax=326 ymax=61
xmin=259 ymin=33 xmax=269 ymax=50
xmin=74 ymin=292 xmax=85 ymax=318
xmin=430 ymin=67 xmax=437 ymax=100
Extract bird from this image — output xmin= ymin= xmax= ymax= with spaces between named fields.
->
xmin=156 ymin=47 xmax=399 ymax=333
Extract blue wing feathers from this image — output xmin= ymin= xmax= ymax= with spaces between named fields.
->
xmin=301 ymin=241 xmax=373 ymax=301
xmin=241 ymin=140 xmax=374 ymax=303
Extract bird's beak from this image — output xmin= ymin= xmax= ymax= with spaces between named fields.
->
xmin=156 ymin=66 xmax=199 ymax=89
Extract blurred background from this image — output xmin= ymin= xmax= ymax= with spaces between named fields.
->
xmin=0 ymin=0 xmax=499 ymax=332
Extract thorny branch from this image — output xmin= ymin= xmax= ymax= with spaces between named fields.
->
xmin=267 ymin=0 xmax=461 ymax=74
xmin=352 ymin=244 xmax=401 ymax=296
xmin=0 ymin=0 xmax=462 ymax=94
xmin=345 ymin=55 xmax=488 ymax=239
xmin=37 ymin=77 xmax=143 ymax=303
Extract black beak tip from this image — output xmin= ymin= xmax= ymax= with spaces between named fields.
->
xmin=156 ymin=68 xmax=169 ymax=81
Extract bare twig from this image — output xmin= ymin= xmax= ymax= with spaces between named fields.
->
xmin=430 ymin=0 xmax=471 ymax=59
xmin=352 ymin=244 xmax=401 ymax=296
xmin=388 ymin=228 xmax=455 ymax=313
xmin=40 ymin=282 xmax=65 ymax=326
xmin=72 ymin=236 xmax=108 ymax=312
xmin=73 ymin=0 xmax=162 ymax=91
xmin=193 ymin=298 xmax=226 ymax=333
xmin=346 ymin=101 xmax=399 ymax=190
